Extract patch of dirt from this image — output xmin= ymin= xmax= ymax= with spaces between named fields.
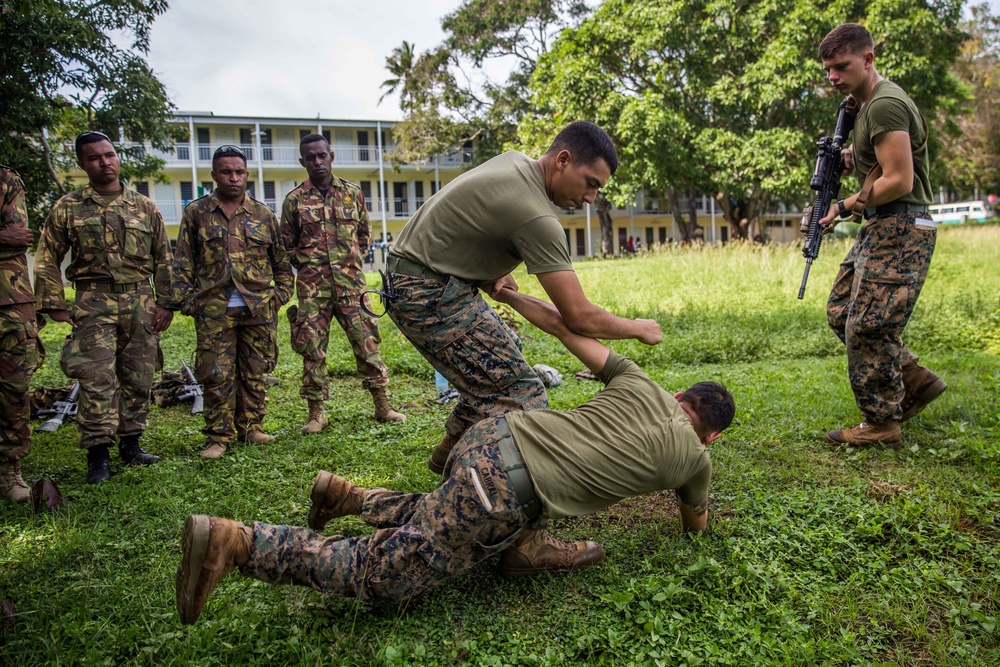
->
xmin=575 ymin=491 xmax=680 ymax=530
xmin=866 ymin=481 xmax=910 ymax=502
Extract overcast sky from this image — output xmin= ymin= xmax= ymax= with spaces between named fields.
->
xmin=147 ymin=0 xmax=1000 ymax=122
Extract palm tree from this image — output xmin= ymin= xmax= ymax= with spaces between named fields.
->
xmin=378 ymin=41 xmax=416 ymax=106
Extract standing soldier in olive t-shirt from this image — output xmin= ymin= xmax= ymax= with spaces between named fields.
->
xmin=174 ymin=288 xmax=734 ymax=625
xmin=173 ymin=146 xmax=294 ymax=460
xmin=817 ymin=24 xmax=946 ymax=447
xmin=35 ymin=132 xmax=176 ymax=484
xmin=281 ymin=134 xmax=404 ymax=434
xmin=0 ymin=166 xmax=39 ymax=502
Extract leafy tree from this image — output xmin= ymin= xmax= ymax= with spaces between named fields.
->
xmin=933 ymin=3 xmax=1000 ymax=199
xmin=0 ymin=0 xmax=184 ymax=222
xmin=525 ymin=0 xmax=966 ymax=243
xmin=381 ymin=0 xmax=587 ymax=166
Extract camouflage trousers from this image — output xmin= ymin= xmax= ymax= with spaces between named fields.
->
xmin=194 ymin=305 xmax=277 ymax=445
xmin=288 ymin=292 xmax=388 ymax=401
xmin=0 ymin=303 xmax=39 ymax=459
xmin=827 ymin=213 xmax=936 ymax=422
xmin=60 ymin=288 xmax=158 ymax=449
xmin=386 ymin=273 xmax=547 ymax=439
xmin=241 ymin=417 xmax=542 ymax=602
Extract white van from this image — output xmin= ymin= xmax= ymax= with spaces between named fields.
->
xmin=928 ymin=200 xmax=990 ymax=224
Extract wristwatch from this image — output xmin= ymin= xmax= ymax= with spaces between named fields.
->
xmin=837 ymin=199 xmax=849 ymax=218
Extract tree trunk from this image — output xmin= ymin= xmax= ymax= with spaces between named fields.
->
xmin=667 ymin=188 xmax=694 ymax=243
xmin=595 ymin=193 xmax=614 ymax=257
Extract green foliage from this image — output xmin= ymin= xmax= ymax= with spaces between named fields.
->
xmin=2 ymin=225 xmax=999 ymax=665
xmin=0 ymin=0 xmax=185 ymax=221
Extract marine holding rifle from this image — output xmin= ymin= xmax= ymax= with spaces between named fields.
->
xmin=33 ymin=132 xmax=177 ymax=484
xmin=816 ymin=23 xmax=946 ymax=447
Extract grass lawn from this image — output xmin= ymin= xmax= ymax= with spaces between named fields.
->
xmin=2 ymin=223 xmax=998 ymax=666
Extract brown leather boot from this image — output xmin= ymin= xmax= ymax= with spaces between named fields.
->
xmin=428 ymin=432 xmax=460 ymax=474
xmin=498 ymin=529 xmax=606 ymax=577
xmin=201 ymin=442 xmax=227 ymax=460
xmin=826 ymin=420 xmax=902 ymax=447
xmin=176 ymin=515 xmax=253 ymax=625
xmin=369 ymin=386 xmax=405 ymax=423
xmin=300 ymin=400 xmax=329 ymax=435
xmin=900 ymin=362 xmax=947 ymax=421
xmin=308 ymin=470 xmax=366 ymax=530
xmin=0 ymin=459 xmax=31 ymax=504
xmin=242 ymin=428 xmax=276 ymax=445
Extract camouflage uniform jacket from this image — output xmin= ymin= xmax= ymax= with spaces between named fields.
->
xmin=33 ymin=181 xmax=175 ymax=312
xmin=173 ymin=192 xmax=293 ymax=318
xmin=0 ymin=167 xmax=34 ymax=306
xmin=280 ymin=176 xmax=371 ymax=299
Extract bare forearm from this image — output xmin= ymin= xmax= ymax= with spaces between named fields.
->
xmin=564 ymin=304 xmax=646 ymax=340
xmin=498 ymin=289 xmax=570 ymax=339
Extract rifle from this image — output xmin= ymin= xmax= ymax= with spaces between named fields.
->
xmin=798 ymin=99 xmax=857 ymax=299
xmin=36 ymin=382 xmax=80 ymax=432
xmin=177 ymin=359 xmax=204 ymax=414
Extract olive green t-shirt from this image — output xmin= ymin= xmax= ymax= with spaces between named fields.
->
xmin=506 ymin=352 xmax=712 ymax=520
xmin=392 ymin=151 xmax=573 ymax=282
xmin=851 ymin=80 xmax=932 ymax=206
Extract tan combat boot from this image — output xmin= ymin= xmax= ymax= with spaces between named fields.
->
xmin=300 ymin=400 xmax=329 ymax=435
xmin=308 ymin=470 xmax=366 ymax=530
xmin=201 ymin=443 xmax=227 ymax=460
xmin=428 ymin=432 xmax=460 ymax=474
xmin=242 ymin=427 xmax=276 ymax=445
xmin=370 ymin=386 xmax=405 ymax=423
xmin=826 ymin=420 xmax=902 ymax=447
xmin=900 ymin=362 xmax=947 ymax=421
xmin=176 ymin=515 xmax=253 ymax=624
xmin=498 ymin=529 xmax=606 ymax=577
xmin=0 ymin=459 xmax=31 ymax=504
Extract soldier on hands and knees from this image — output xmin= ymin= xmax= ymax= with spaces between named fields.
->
xmin=281 ymin=134 xmax=404 ymax=434
xmin=172 ymin=146 xmax=293 ymax=459
xmin=0 ymin=166 xmax=40 ymax=501
xmin=176 ymin=287 xmax=733 ymax=624
xmin=817 ymin=24 xmax=946 ymax=447
xmin=34 ymin=132 xmax=175 ymax=484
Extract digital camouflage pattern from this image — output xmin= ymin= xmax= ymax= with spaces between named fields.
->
xmin=241 ymin=417 xmax=541 ymax=601
xmin=33 ymin=182 xmax=173 ymax=449
xmin=0 ymin=168 xmax=37 ymax=458
xmin=59 ymin=288 xmax=158 ymax=448
xmin=173 ymin=192 xmax=293 ymax=320
xmin=281 ymin=178 xmax=387 ymax=399
xmin=194 ymin=306 xmax=277 ymax=445
xmin=173 ymin=192 xmax=290 ymax=444
xmin=827 ymin=212 xmax=936 ymax=423
xmin=386 ymin=272 xmax=548 ymax=439
xmin=33 ymin=182 xmax=175 ymax=312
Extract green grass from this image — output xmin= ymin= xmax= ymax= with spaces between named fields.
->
xmin=2 ymin=223 xmax=998 ymax=666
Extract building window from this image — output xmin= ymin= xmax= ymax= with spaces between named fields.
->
xmin=180 ymin=181 xmax=193 ymax=203
xmin=260 ymin=129 xmax=273 ymax=161
xmin=135 ymin=181 xmax=150 ymax=197
xmin=618 ymin=227 xmax=627 ymax=251
xmin=645 ymin=227 xmax=654 ymax=246
xmin=200 ymin=181 xmax=214 ymax=197
xmin=264 ymin=181 xmax=276 ymax=212
xmin=576 ymin=228 xmax=586 ymax=256
xmin=393 ymin=182 xmax=408 ymax=216
xmin=246 ymin=182 xmax=255 ymax=199
xmin=197 ymin=128 xmax=210 ymax=160
xmin=658 ymin=227 xmax=667 ymax=244
xmin=177 ymin=144 xmax=190 ymax=161
xmin=414 ymin=181 xmax=424 ymax=209
xmin=358 ymin=131 xmax=370 ymax=162
xmin=239 ymin=128 xmax=255 ymax=160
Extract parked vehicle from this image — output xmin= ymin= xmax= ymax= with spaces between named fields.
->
xmin=929 ymin=200 xmax=990 ymax=224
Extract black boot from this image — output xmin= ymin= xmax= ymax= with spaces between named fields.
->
xmin=86 ymin=445 xmax=112 ymax=484
xmin=118 ymin=434 xmax=160 ymax=466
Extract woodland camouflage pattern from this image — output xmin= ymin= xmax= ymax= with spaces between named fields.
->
xmin=0 ymin=167 xmax=38 ymax=457
xmin=241 ymin=417 xmax=541 ymax=601
xmin=827 ymin=212 xmax=936 ymax=423
xmin=386 ymin=273 xmax=548 ymax=439
xmin=33 ymin=182 xmax=173 ymax=449
xmin=282 ymin=178 xmax=386 ymax=398
xmin=173 ymin=192 xmax=291 ymax=444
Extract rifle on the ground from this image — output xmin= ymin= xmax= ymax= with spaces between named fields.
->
xmin=177 ymin=359 xmax=204 ymax=414
xmin=798 ymin=99 xmax=857 ymax=299
xmin=36 ymin=382 xmax=79 ymax=432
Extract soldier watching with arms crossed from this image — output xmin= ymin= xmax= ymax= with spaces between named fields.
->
xmin=0 ymin=166 xmax=40 ymax=502
xmin=817 ymin=24 xmax=946 ymax=447
xmin=34 ymin=132 xmax=175 ymax=484
xmin=281 ymin=134 xmax=405 ymax=434
xmin=172 ymin=145 xmax=294 ymax=459
xmin=175 ymin=287 xmax=733 ymax=624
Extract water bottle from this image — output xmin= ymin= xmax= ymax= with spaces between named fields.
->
xmin=434 ymin=371 xmax=449 ymax=392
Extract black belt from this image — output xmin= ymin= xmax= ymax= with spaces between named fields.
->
xmin=494 ymin=417 xmax=542 ymax=520
xmin=866 ymin=201 xmax=929 ymax=217
xmin=386 ymin=254 xmax=448 ymax=282
xmin=74 ymin=281 xmax=143 ymax=293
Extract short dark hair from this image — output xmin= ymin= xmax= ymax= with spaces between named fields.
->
xmin=819 ymin=23 xmax=874 ymax=60
xmin=212 ymin=144 xmax=247 ymax=168
xmin=546 ymin=121 xmax=619 ymax=175
xmin=679 ymin=382 xmax=735 ymax=433
xmin=299 ymin=133 xmax=329 ymax=150
xmin=75 ymin=131 xmax=112 ymax=160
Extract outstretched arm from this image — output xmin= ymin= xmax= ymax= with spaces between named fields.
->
xmin=494 ymin=287 xmax=611 ymax=375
